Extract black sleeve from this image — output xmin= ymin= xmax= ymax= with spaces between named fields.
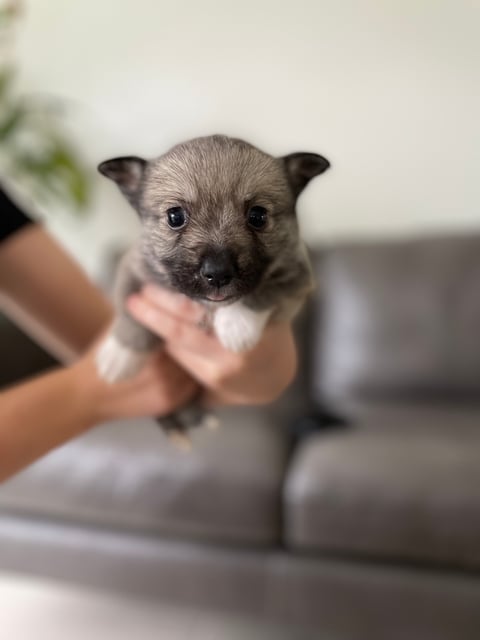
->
xmin=0 ymin=186 xmax=35 ymax=244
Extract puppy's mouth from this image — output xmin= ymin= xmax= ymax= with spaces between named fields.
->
xmin=179 ymin=276 xmax=249 ymax=304
xmin=203 ymin=291 xmax=236 ymax=303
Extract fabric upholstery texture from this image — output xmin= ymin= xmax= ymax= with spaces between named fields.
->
xmin=0 ymin=410 xmax=288 ymax=546
xmin=313 ymin=235 xmax=480 ymax=410
xmin=285 ymin=406 xmax=480 ymax=569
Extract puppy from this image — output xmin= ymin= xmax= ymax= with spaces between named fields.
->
xmin=96 ymin=135 xmax=329 ymax=443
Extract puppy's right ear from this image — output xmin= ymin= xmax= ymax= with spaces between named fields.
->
xmin=98 ymin=156 xmax=147 ymax=206
xmin=282 ymin=152 xmax=330 ymax=198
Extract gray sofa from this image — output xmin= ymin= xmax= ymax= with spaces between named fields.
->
xmin=1 ymin=235 xmax=480 ymax=640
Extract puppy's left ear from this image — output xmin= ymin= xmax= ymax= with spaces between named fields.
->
xmin=98 ymin=156 xmax=147 ymax=207
xmin=282 ymin=152 xmax=330 ymax=197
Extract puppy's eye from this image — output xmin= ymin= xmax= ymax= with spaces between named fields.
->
xmin=167 ymin=206 xmax=187 ymax=229
xmin=247 ymin=206 xmax=268 ymax=230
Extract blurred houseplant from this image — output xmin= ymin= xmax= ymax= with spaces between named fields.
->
xmin=0 ymin=1 xmax=90 ymax=214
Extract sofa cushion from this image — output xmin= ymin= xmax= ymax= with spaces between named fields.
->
xmin=284 ymin=406 xmax=480 ymax=569
xmin=0 ymin=407 xmax=288 ymax=546
xmin=313 ymin=235 xmax=480 ymax=411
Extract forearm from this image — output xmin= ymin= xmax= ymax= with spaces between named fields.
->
xmin=0 ymin=366 xmax=99 ymax=482
xmin=0 ymin=345 xmax=199 ymax=482
xmin=0 ymin=225 xmax=112 ymax=361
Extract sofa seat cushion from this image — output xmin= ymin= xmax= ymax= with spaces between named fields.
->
xmin=284 ymin=407 xmax=480 ymax=569
xmin=0 ymin=408 xmax=288 ymax=546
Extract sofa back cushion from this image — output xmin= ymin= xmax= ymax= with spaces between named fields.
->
xmin=312 ymin=234 xmax=480 ymax=410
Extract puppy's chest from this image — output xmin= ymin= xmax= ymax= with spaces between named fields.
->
xmin=206 ymin=300 xmax=273 ymax=353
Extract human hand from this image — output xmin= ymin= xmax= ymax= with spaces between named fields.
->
xmin=126 ymin=285 xmax=298 ymax=407
xmin=71 ymin=341 xmax=199 ymax=423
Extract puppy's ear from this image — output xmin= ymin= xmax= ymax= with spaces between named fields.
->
xmin=282 ymin=152 xmax=330 ymax=197
xmin=98 ymin=156 xmax=147 ymax=206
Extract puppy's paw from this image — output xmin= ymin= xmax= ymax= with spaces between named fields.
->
xmin=200 ymin=412 xmax=220 ymax=431
xmin=96 ymin=335 xmax=148 ymax=383
xmin=167 ymin=429 xmax=193 ymax=451
xmin=213 ymin=302 xmax=271 ymax=353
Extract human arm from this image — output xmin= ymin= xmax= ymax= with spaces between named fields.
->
xmin=0 ymin=224 xmax=112 ymax=361
xmin=0 ymin=347 xmax=197 ymax=482
xmin=126 ymin=285 xmax=298 ymax=407
xmin=0 ymin=216 xmax=197 ymax=481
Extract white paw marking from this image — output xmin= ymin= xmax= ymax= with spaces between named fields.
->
xmin=96 ymin=335 xmax=148 ymax=383
xmin=213 ymin=302 xmax=271 ymax=353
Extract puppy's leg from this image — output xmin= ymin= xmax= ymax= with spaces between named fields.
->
xmin=159 ymin=414 xmax=193 ymax=451
xmin=96 ymin=255 xmax=160 ymax=383
xmin=213 ymin=301 xmax=271 ymax=353
xmin=96 ymin=312 xmax=159 ymax=383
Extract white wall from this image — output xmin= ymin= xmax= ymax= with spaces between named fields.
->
xmin=13 ymin=0 xmax=480 ymax=276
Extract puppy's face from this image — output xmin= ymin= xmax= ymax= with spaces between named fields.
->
xmin=99 ymin=135 xmax=329 ymax=302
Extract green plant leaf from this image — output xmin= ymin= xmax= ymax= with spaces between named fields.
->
xmin=0 ymin=101 xmax=25 ymax=141
xmin=0 ymin=4 xmax=92 ymax=216
xmin=0 ymin=66 xmax=14 ymax=100
xmin=7 ymin=139 xmax=92 ymax=214
xmin=50 ymin=139 xmax=91 ymax=210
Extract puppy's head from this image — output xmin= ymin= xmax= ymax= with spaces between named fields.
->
xmin=99 ymin=135 xmax=329 ymax=302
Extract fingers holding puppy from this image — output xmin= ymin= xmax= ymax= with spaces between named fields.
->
xmin=139 ymin=285 xmax=207 ymax=326
xmin=126 ymin=287 xmax=217 ymax=356
xmin=126 ymin=285 xmax=298 ymax=406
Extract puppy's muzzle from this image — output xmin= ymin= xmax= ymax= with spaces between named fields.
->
xmin=200 ymin=249 xmax=237 ymax=289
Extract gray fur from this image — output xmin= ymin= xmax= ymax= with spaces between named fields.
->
xmin=100 ymin=135 xmax=329 ymax=329
xmin=110 ymin=248 xmax=160 ymax=352
xmin=98 ymin=134 xmax=329 ymax=438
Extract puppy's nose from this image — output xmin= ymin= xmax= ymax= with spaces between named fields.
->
xmin=200 ymin=252 xmax=236 ymax=288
